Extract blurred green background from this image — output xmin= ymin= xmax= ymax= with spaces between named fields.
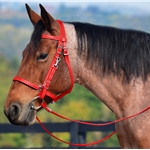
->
xmin=1 ymin=1 xmax=150 ymax=148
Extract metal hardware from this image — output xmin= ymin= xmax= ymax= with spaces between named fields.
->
xmin=38 ymin=85 xmax=43 ymax=92
xmin=30 ymin=96 xmax=44 ymax=110
xmin=54 ymin=57 xmax=61 ymax=68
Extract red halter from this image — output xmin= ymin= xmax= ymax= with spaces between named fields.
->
xmin=13 ymin=20 xmax=74 ymax=103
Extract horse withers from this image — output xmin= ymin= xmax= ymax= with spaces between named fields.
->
xmin=4 ymin=4 xmax=150 ymax=148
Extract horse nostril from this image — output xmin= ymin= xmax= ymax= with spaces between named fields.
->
xmin=9 ymin=103 xmax=21 ymax=120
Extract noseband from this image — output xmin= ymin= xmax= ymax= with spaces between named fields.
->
xmin=13 ymin=20 xmax=74 ymax=107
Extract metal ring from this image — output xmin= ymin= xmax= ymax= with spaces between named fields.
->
xmin=30 ymin=96 xmax=44 ymax=110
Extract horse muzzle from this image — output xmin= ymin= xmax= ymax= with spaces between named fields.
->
xmin=4 ymin=101 xmax=37 ymax=126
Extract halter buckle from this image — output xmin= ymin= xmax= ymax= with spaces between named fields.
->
xmin=54 ymin=57 xmax=61 ymax=69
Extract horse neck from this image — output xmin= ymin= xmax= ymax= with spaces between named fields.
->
xmin=64 ymin=23 xmax=119 ymax=116
xmin=64 ymin=23 xmax=141 ymax=118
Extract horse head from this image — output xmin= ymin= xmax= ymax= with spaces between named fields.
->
xmin=4 ymin=4 xmax=75 ymax=125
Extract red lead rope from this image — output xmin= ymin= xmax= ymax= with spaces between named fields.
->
xmin=36 ymin=102 xmax=150 ymax=147
xmin=36 ymin=116 xmax=116 ymax=147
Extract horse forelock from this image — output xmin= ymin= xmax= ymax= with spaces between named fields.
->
xmin=31 ymin=20 xmax=46 ymax=48
xmin=71 ymin=22 xmax=150 ymax=82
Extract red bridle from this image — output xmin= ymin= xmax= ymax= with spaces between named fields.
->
xmin=13 ymin=20 xmax=74 ymax=103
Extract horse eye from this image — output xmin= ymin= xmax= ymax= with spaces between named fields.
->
xmin=37 ymin=53 xmax=48 ymax=60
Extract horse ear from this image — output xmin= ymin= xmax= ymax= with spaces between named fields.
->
xmin=25 ymin=3 xmax=41 ymax=25
xmin=39 ymin=4 xmax=60 ymax=35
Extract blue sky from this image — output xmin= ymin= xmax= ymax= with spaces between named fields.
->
xmin=1 ymin=0 xmax=150 ymax=1
xmin=1 ymin=0 xmax=150 ymax=2
xmin=2 ymin=0 xmax=150 ymax=2
xmin=1 ymin=0 xmax=150 ymax=8
xmin=1 ymin=0 xmax=150 ymax=15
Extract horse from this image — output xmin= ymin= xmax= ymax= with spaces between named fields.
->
xmin=4 ymin=4 xmax=150 ymax=148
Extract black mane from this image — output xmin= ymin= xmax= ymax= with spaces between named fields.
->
xmin=30 ymin=20 xmax=150 ymax=82
xmin=71 ymin=22 xmax=150 ymax=82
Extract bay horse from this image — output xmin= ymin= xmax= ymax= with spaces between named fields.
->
xmin=4 ymin=4 xmax=150 ymax=148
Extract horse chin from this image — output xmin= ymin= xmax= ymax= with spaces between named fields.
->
xmin=18 ymin=109 xmax=37 ymax=126
xmin=26 ymin=116 xmax=36 ymax=126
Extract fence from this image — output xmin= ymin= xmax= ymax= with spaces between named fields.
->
xmin=0 ymin=121 xmax=119 ymax=149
